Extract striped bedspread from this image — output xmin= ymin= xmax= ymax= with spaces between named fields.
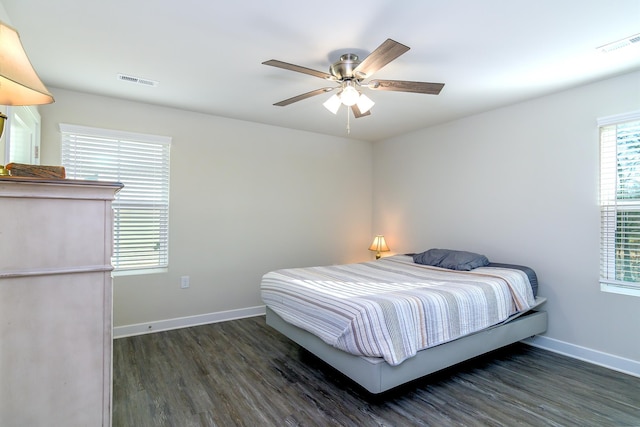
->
xmin=261 ymin=255 xmax=536 ymax=366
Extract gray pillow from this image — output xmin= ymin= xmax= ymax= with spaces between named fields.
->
xmin=413 ymin=248 xmax=489 ymax=271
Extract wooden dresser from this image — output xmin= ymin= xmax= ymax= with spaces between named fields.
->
xmin=0 ymin=177 xmax=122 ymax=426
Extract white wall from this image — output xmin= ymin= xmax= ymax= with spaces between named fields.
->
xmin=39 ymin=88 xmax=373 ymax=328
xmin=30 ymin=71 xmax=640 ymax=368
xmin=373 ymin=71 xmax=640 ymax=364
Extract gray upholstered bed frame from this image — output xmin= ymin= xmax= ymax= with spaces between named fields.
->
xmin=266 ymin=297 xmax=547 ymax=394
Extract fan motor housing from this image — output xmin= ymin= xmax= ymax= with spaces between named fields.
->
xmin=330 ymin=54 xmax=361 ymax=80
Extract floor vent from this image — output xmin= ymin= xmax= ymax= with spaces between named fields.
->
xmin=117 ymin=73 xmax=159 ymax=87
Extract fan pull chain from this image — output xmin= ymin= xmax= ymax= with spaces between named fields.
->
xmin=346 ymin=107 xmax=351 ymax=134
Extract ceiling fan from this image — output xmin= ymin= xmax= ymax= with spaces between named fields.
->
xmin=263 ymin=39 xmax=445 ymax=118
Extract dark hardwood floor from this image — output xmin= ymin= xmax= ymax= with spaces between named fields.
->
xmin=113 ymin=316 xmax=640 ymax=426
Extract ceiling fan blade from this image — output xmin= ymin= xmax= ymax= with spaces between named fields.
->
xmin=351 ymin=104 xmax=371 ymax=118
xmin=263 ymin=59 xmax=334 ymax=80
xmin=368 ymin=79 xmax=445 ymax=95
xmin=273 ymin=87 xmax=335 ymax=106
xmin=353 ymin=39 xmax=410 ymax=78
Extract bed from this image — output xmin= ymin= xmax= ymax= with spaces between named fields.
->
xmin=261 ymin=250 xmax=547 ymax=394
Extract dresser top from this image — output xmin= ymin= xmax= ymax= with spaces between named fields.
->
xmin=0 ymin=177 xmax=123 ymax=199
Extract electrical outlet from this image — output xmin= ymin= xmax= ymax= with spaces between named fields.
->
xmin=180 ymin=276 xmax=190 ymax=289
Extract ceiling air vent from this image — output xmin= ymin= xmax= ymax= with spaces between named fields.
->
xmin=117 ymin=73 xmax=159 ymax=87
xmin=598 ymin=33 xmax=640 ymax=53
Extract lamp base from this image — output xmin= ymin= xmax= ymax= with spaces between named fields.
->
xmin=0 ymin=112 xmax=6 ymax=176
xmin=0 ymin=111 xmax=6 ymax=140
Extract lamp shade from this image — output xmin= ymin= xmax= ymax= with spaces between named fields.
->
xmin=356 ymin=93 xmax=375 ymax=114
xmin=340 ymin=85 xmax=359 ymax=106
xmin=0 ymin=22 xmax=54 ymax=105
xmin=369 ymin=235 xmax=390 ymax=259
xmin=323 ymin=93 xmax=341 ymax=114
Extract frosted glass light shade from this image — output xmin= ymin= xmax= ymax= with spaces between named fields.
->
xmin=356 ymin=93 xmax=375 ymax=114
xmin=340 ymin=85 xmax=359 ymax=106
xmin=323 ymin=93 xmax=341 ymax=114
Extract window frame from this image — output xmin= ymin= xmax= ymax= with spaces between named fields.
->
xmin=598 ymin=110 xmax=640 ymax=297
xmin=4 ymin=105 xmax=41 ymax=165
xmin=60 ymin=123 xmax=171 ymax=275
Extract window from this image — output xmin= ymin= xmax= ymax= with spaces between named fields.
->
xmin=60 ymin=124 xmax=171 ymax=274
xmin=4 ymin=106 xmax=41 ymax=164
xmin=599 ymin=110 xmax=640 ymax=296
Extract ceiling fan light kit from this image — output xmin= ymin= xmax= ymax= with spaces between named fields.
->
xmin=263 ymin=38 xmax=445 ymax=131
xmin=322 ymin=89 xmax=374 ymax=115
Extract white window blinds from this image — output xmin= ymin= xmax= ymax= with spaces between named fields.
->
xmin=598 ymin=111 xmax=640 ymax=296
xmin=60 ymin=124 xmax=171 ymax=272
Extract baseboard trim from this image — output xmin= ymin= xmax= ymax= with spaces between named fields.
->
xmin=522 ymin=335 xmax=640 ymax=378
xmin=113 ymin=307 xmax=640 ymax=379
xmin=113 ymin=305 xmax=266 ymax=339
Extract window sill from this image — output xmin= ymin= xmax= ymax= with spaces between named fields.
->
xmin=600 ymin=282 xmax=640 ymax=298
xmin=113 ymin=267 xmax=168 ymax=277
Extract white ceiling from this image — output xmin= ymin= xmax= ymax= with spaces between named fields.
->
xmin=2 ymin=0 xmax=640 ymax=142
